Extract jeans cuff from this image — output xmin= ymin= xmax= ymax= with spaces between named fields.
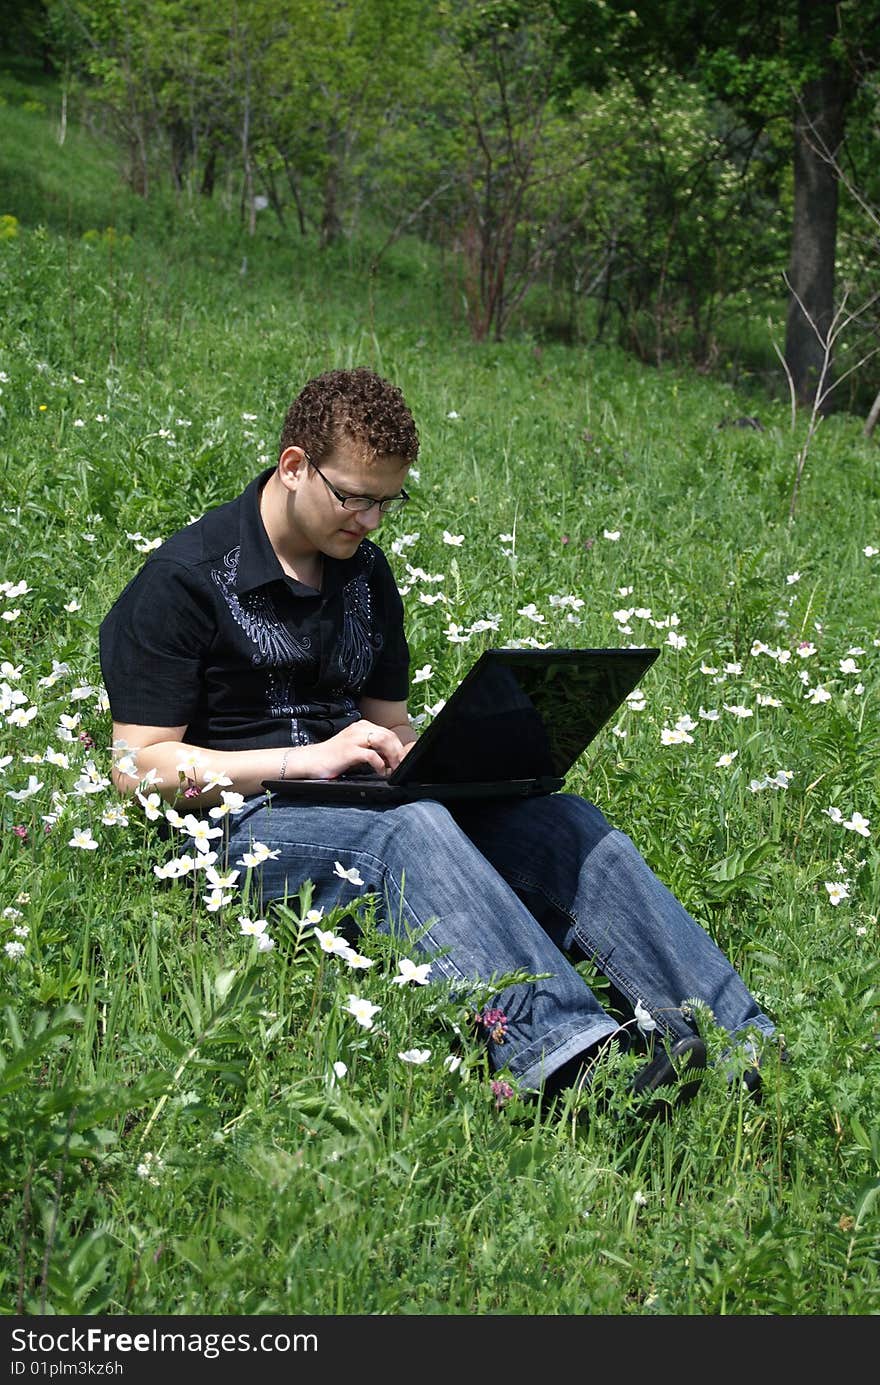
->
xmin=511 ymin=1018 xmax=621 ymax=1092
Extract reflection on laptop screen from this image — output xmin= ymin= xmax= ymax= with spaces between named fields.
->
xmin=393 ymin=647 xmax=659 ymax=786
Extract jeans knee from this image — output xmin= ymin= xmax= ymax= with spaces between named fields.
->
xmin=530 ymin=792 xmax=614 ymax=854
xmin=386 ymin=798 xmax=459 ymax=849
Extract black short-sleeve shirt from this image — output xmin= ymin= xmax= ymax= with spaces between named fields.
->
xmin=99 ymin=468 xmax=410 ymax=749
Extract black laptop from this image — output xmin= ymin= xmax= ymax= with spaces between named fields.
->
xmin=261 ymin=645 xmax=659 ymax=805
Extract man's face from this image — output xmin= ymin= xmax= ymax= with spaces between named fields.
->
xmin=290 ymin=447 xmax=410 ymax=559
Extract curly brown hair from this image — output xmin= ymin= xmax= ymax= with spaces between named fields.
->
xmin=279 ymin=367 xmax=419 ymax=466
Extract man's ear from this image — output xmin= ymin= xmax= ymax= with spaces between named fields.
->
xmin=278 ymin=446 xmax=308 ymax=491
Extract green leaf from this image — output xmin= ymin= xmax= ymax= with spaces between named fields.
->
xmin=854 ymin=1177 xmax=880 ymax=1229
xmin=292 ymin=1094 xmax=365 ymax=1136
xmin=156 ymin=1030 xmax=189 ymax=1059
xmin=707 ymin=841 xmax=777 ymax=882
xmin=213 ymin=968 xmax=238 ymax=1003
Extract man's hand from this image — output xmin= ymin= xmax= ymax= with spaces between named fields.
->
xmin=109 ymin=702 xmax=418 ymax=804
xmin=300 ymin=720 xmax=407 ymax=780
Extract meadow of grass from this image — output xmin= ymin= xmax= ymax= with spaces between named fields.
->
xmin=1 ymin=90 xmax=879 ymax=1318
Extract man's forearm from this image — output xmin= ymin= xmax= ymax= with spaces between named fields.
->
xmin=114 ymin=740 xmax=313 ymax=806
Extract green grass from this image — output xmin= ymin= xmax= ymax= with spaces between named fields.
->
xmin=1 ymin=93 xmax=879 ymax=1318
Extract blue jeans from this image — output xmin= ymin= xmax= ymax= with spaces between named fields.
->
xmin=227 ymin=792 xmax=775 ymax=1091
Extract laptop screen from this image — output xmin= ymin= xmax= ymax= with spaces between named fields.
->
xmin=391 ymin=646 xmax=660 ymax=786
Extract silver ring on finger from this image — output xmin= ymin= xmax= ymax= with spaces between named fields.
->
xmin=366 ymin=730 xmax=374 ymax=747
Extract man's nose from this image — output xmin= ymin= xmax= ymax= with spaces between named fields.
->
xmin=353 ymin=502 xmax=383 ymax=533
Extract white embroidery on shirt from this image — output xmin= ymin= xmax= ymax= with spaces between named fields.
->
xmin=338 ymin=556 xmax=381 ymax=691
xmin=211 ymin=547 xmax=310 ymax=666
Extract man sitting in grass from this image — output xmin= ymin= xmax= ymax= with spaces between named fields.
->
xmin=100 ymin=366 xmax=776 ymax=1110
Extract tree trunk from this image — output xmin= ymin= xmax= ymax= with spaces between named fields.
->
xmin=280 ymin=156 xmax=308 ymax=236
xmin=784 ymin=70 xmax=847 ymax=408
xmin=201 ymin=147 xmax=217 ymax=198
xmin=241 ymin=59 xmax=256 ymax=236
xmin=254 ymin=158 xmax=286 ymax=230
xmin=168 ymin=118 xmax=188 ymax=192
xmin=320 ymin=163 xmax=343 ymax=248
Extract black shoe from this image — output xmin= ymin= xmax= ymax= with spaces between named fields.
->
xmin=631 ymin=1034 xmax=707 ymax=1117
xmin=537 ymin=1032 xmax=626 ymax=1115
xmin=739 ymin=1040 xmax=790 ymax=1100
xmin=741 ymin=1066 xmax=763 ymax=1101
xmin=724 ymin=1037 xmax=789 ymax=1103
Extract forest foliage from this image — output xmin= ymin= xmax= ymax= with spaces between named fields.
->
xmin=3 ymin=0 xmax=879 ymax=406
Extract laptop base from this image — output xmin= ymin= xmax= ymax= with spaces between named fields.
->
xmin=261 ymin=776 xmax=564 ymax=806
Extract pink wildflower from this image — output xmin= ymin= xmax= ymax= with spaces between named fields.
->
xmin=491 ymin=1079 xmax=515 ymax=1109
xmin=476 ymin=1007 xmax=509 ymax=1043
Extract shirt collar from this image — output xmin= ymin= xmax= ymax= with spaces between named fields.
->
xmin=234 ymin=468 xmax=284 ymax=593
xmin=233 ymin=467 xmax=363 ymax=596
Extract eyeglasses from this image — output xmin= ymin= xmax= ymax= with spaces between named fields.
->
xmin=306 ymin=455 xmax=410 ymax=514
